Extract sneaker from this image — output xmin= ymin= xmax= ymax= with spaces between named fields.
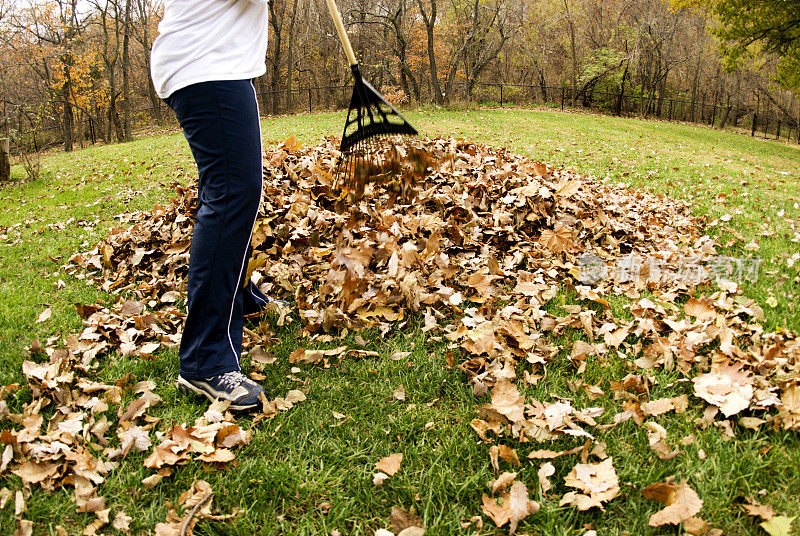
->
xmin=177 ymin=371 xmax=265 ymax=413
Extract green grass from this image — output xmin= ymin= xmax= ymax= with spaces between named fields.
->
xmin=1 ymin=108 xmax=799 ymax=535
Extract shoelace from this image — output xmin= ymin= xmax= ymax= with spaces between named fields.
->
xmin=216 ymin=371 xmax=247 ymax=390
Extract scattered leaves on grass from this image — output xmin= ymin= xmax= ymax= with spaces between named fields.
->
xmin=5 ymin=136 xmax=798 ymax=532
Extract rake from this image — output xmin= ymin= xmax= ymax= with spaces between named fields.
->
xmin=323 ymin=0 xmax=418 ymax=194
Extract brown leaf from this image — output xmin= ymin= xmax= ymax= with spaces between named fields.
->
xmin=497 ymin=444 xmax=520 ymax=466
xmin=641 ymin=398 xmax=675 ymax=416
xmin=647 ymin=479 xmax=703 ymax=527
xmin=12 ymin=462 xmax=59 ymax=484
xmin=391 ymin=505 xmax=423 ymax=533
xmin=35 ymin=308 xmax=52 ymax=323
xmin=527 ymin=446 xmax=583 ymax=460
xmin=14 ymin=520 xmax=33 ymax=536
xmin=482 ymin=481 xmax=538 ymax=534
xmin=684 ymin=298 xmax=716 ymax=321
xmin=489 ymin=381 xmax=525 ymax=424
xmin=642 ymin=482 xmax=676 ymax=505
xmin=539 ymin=223 xmax=573 ymax=254
xmin=742 ymin=501 xmax=775 ymax=520
xmin=562 ymin=457 xmax=620 ymax=510
xmin=693 ymin=372 xmax=753 ymax=418
xmin=375 ymin=453 xmax=403 ymax=476
xmin=492 ymin=471 xmax=518 ymax=493
xmin=198 ymin=448 xmax=235 ymax=463
xmin=537 ymin=462 xmax=555 ymax=493
xmin=112 ymin=511 xmax=132 ymax=532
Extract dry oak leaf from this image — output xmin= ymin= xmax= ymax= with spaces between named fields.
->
xmin=646 ymin=479 xmax=703 ymax=527
xmin=35 ymin=308 xmax=52 ymax=323
xmin=489 ymin=381 xmax=525 ymax=424
xmin=375 ymin=453 xmax=403 ymax=476
xmin=390 ymin=505 xmax=424 ymax=533
xmin=12 ymin=461 xmax=59 ymax=485
xmin=693 ymin=371 xmax=753 ymax=417
xmin=482 ymin=480 xmax=539 ymax=535
xmin=539 ymin=223 xmax=573 ymax=254
xmin=492 ymin=471 xmax=518 ymax=494
xmin=561 ymin=457 xmax=620 ymax=511
xmin=112 ymin=511 xmax=132 ymax=532
xmin=742 ymin=501 xmax=775 ymax=520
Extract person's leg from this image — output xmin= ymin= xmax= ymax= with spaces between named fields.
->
xmin=242 ymin=255 xmax=287 ymax=315
xmin=166 ymin=80 xmax=263 ymax=382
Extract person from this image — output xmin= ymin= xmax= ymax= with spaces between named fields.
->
xmin=150 ymin=0 xmax=273 ymax=413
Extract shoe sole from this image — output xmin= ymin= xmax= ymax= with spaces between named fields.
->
xmin=176 ymin=376 xmax=260 ymax=414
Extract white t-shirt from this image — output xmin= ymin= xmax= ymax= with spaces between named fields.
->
xmin=150 ymin=0 xmax=268 ymax=99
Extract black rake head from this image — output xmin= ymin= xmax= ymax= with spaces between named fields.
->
xmin=340 ymin=65 xmax=418 ymax=153
xmin=334 ymin=65 xmax=418 ymax=196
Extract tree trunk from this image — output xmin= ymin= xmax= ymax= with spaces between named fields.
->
xmin=268 ymin=0 xmax=283 ymax=114
xmin=417 ymin=0 xmax=444 ymax=104
xmin=616 ymin=63 xmax=628 ymax=116
xmin=62 ymin=63 xmax=74 ymax=152
xmin=0 ymin=138 xmax=10 ymax=182
xmin=563 ymin=0 xmax=577 ymax=107
xmin=122 ymin=0 xmax=132 ymax=141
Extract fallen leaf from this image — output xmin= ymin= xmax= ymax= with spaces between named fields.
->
xmin=489 ymin=381 xmax=525 ymax=424
xmin=561 ymin=457 xmax=619 ymax=510
xmin=693 ymin=371 xmax=753 ymax=418
xmin=390 ymin=505 xmax=423 ymax=533
xmin=375 ymin=453 xmax=403 ymax=476
xmin=492 ymin=471 xmax=518 ymax=493
xmin=537 ymin=462 xmax=555 ymax=493
xmin=112 ymin=512 xmax=132 ymax=532
xmin=12 ymin=462 xmax=59 ymax=485
xmin=760 ymin=516 xmax=796 ymax=536
xmin=14 ymin=520 xmax=33 ymax=536
xmin=742 ymin=501 xmax=775 ymax=520
xmin=647 ymin=479 xmax=703 ymax=527
xmin=482 ymin=480 xmax=538 ymax=534
xmin=35 ymin=308 xmax=52 ymax=323
xmin=373 ymin=472 xmax=390 ymax=486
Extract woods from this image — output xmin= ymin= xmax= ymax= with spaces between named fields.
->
xmin=1 ymin=0 xmax=798 ymax=153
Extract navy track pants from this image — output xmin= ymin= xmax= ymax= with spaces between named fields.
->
xmin=166 ymin=79 xmax=270 ymax=380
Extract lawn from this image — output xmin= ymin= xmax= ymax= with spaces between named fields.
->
xmin=1 ymin=107 xmax=799 ymax=535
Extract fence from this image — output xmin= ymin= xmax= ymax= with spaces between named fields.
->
xmin=5 ymin=80 xmax=799 ymax=153
xmin=467 ymin=82 xmax=800 ymax=144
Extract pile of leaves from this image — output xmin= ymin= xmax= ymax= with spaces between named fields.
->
xmin=4 ymin=137 xmax=799 ymax=533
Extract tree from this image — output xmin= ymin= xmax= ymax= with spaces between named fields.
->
xmin=673 ymin=0 xmax=800 ymax=93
